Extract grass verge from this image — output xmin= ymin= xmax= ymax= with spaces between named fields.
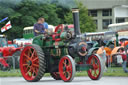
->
xmin=0 ymin=67 xmax=128 ymax=77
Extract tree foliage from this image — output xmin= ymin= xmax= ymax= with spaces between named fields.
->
xmin=0 ymin=0 xmax=61 ymax=39
xmin=64 ymin=2 xmax=96 ymax=33
xmin=0 ymin=0 xmax=96 ymax=40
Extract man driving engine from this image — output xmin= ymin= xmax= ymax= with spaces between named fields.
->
xmin=34 ymin=17 xmax=47 ymax=36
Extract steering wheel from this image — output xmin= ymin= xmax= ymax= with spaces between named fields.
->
xmin=52 ymin=24 xmax=64 ymax=41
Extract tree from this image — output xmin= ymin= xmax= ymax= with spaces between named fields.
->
xmin=0 ymin=0 xmax=61 ymax=40
xmin=56 ymin=5 xmax=70 ymax=24
xmin=0 ymin=0 xmax=95 ymax=40
xmin=64 ymin=2 xmax=96 ymax=32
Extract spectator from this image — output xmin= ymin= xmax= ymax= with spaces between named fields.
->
xmin=97 ymin=45 xmax=107 ymax=62
xmin=119 ymin=49 xmax=128 ymax=73
xmin=97 ymin=45 xmax=107 ymax=71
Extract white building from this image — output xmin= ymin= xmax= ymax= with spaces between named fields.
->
xmin=79 ymin=0 xmax=128 ymax=31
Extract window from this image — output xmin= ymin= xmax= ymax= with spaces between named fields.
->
xmin=31 ymin=29 xmax=33 ymax=33
xmin=116 ymin=18 xmax=125 ymax=23
xmin=88 ymin=10 xmax=97 ymax=17
xmin=102 ymin=9 xmax=112 ymax=16
xmin=93 ymin=20 xmax=98 ymax=29
xmin=28 ymin=30 xmax=30 ymax=34
xmin=103 ymin=19 xmax=112 ymax=29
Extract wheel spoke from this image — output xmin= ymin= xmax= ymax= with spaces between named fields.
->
xmin=63 ymin=60 xmax=67 ymax=67
xmin=94 ymin=70 xmax=97 ymax=77
xmin=29 ymin=48 xmax=33 ymax=54
xmin=35 ymin=67 xmax=39 ymax=73
xmin=66 ymin=65 xmax=71 ymax=72
xmin=31 ymin=68 xmax=37 ymax=77
xmin=26 ymin=67 xmax=32 ymax=75
xmin=32 ymin=57 xmax=38 ymax=62
xmin=23 ymin=64 xmax=28 ymax=67
xmin=25 ymin=65 xmax=30 ymax=72
xmin=27 ymin=49 xmax=31 ymax=57
xmin=67 ymin=71 xmax=71 ymax=76
xmin=92 ymin=58 xmax=95 ymax=64
xmin=31 ymin=50 xmax=35 ymax=59
xmin=63 ymin=72 xmax=66 ymax=76
xmin=33 ymin=64 xmax=39 ymax=68
xmin=24 ymin=53 xmax=31 ymax=60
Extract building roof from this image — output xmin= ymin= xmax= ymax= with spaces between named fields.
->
xmin=108 ymin=22 xmax=128 ymax=32
xmin=108 ymin=22 xmax=128 ymax=27
xmin=79 ymin=0 xmax=128 ymax=9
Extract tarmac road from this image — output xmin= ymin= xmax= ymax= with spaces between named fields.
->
xmin=0 ymin=77 xmax=128 ymax=85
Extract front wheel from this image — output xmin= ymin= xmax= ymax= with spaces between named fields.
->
xmin=59 ymin=55 xmax=75 ymax=82
xmin=87 ymin=54 xmax=104 ymax=80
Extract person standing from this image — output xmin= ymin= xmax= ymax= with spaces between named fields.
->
xmin=33 ymin=18 xmax=46 ymax=36
xmin=97 ymin=45 xmax=107 ymax=71
xmin=41 ymin=17 xmax=48 ymax=30
xmin=97 ymin=45 xmax=107 ymax=62
xmin=118 ymin=49 xmax=128 ymax=73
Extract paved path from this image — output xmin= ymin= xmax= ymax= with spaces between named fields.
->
xmin=0 ymin=77 xmax=128 ymax=85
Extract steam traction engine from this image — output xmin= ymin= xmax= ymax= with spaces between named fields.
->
xmin=20 ymin=9 xmax=104 ymax=82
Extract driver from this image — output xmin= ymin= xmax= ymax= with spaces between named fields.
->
xmin=33 ymin=17 xmax=47 ymax=36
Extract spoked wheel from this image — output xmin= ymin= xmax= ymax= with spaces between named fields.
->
xmin=87 ymin=54 xmax=104 ymax=80
xmin=59 ymin=55 xmax=75 ymax=82
xmin=50 ymin=72 xmax=61 ymax=80
xmin=20 ymin=44 xmax=46 ymax=82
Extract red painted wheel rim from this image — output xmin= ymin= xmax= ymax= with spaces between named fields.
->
xmin=59 ymin=56 xmax=72 ymax=81
xmin=87 ymin=55 xmax=101 ymax=80
xmin=20 ymin=46 xmax=39 ymax=81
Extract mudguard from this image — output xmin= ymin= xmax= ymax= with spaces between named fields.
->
xmin=88 ymin=47 xmax=99 ymax=55
xmin=32 ymin=35 xmax=44 ymax=47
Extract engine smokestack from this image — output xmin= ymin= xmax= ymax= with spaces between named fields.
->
xmin=72 ymin=8 xmax=81 ymax=38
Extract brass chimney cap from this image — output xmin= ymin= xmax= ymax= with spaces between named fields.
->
xmin=72 ymin=8 xmax=79 ymax=13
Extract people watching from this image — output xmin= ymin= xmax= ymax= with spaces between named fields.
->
xmin=97 ymin=44 xmax=107 ymax=71
xmin=97 ymin=45 xmax=107 ymax=63
xmin=118 ymin=48 xmax=128 ymax=73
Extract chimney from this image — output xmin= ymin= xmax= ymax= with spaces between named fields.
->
xmin=72 ymin=8 xmax=81 ymax=38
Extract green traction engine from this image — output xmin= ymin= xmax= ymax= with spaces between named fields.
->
xmin=20 ymin=8 xmax=104 ymax=82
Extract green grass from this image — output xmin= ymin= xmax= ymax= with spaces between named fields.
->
xmin=75 ymin=67 xmax=128 ymax=77
xmin=0 ymin=67 xmax=128 ymax=77
xmin=0 ymin=70 xmax=22 ymax=77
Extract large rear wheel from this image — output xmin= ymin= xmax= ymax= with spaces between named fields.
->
xmin=87 ymin=54 xmax=104 ymax=80
xmin=20 ymin=44 xmax=46 ymax=82
xmin=59 ymin=55 xmax=75 ymax=82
